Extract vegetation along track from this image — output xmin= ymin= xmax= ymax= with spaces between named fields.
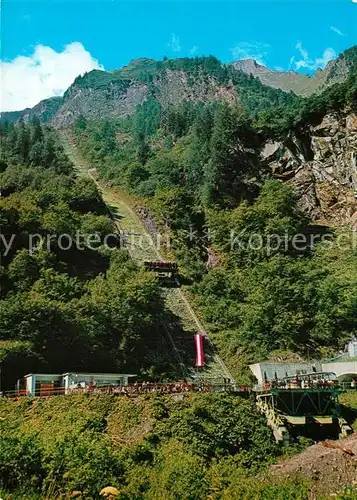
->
xmin=60 ymin=130 xmax=235 ymax=383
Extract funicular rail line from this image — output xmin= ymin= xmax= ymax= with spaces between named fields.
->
xmin=60 ymin=130 xmax=234 ymax=383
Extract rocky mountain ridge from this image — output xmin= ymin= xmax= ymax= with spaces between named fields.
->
xmin=232 ymin=56 xmax=350 ymax=96
xmin=2 ymin=46 xmax=355 ymax=128
xmin=2 ymin=49 xmax=357 ymax=226
xmin=50 ymin=68 xmax=238 ymax=128
xmin=0 ymin=64 xmax=242 ymax=127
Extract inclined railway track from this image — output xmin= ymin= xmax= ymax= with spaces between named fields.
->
xmin=60 ymin=130 xmax=235 ymax=383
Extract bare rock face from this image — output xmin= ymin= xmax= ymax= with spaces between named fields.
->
xmin=151 ymin=70 xmax=237 ymax=108
xmin=47 ymin=69 xmax=238 ymax=127
xmin=261 ymin=111 xmax=357 ymax=225
xmin=50 ymin=81 xmax=149 ymax=127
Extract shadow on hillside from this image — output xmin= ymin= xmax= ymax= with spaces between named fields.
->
xmin=107 ymin=204 xmax=124 ymax=221
xmin=340 ymin=403 xmax=357 ymax=427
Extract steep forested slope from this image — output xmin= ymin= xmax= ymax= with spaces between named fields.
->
xmin=0 ymin=120 xmax=184 ymax=389
xmin=1 ymin=49 xmax=357 ymax=382
xmin=70 ymin=59 xmax=357 ymax=379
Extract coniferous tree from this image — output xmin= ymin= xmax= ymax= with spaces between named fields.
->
xmin=15 ymin=120 xmax=30 ymax=162
xmin=30 ymin=116 xmax=43 ymax=144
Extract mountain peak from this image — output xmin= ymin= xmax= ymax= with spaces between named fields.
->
xmin=117 ymin=58 xmax=157 ymax=78
xmin=231 ymin=50 xmax=352 ymax=96
xmin=233 ymin=58 xmax=270 ymax=74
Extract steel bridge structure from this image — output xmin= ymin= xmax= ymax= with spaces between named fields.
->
xmin=255 ymin=387 xmax=352 ymax=443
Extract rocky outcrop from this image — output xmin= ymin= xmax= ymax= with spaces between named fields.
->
xmin=50 ymin=81 xmax=149 ymax=127
xmin=22 ymin=96 xmax=63 ymax=124
xmin=261 ymin=111 xmax=357 ymax=225
xmin=153 ymin=70 xmax=237 ymax=107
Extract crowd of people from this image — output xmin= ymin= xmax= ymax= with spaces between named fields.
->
xmin=3 ymin=379 xmax=247 ymax=398
xmin=66 ymin=380 xmax=236 ymax=396
xmin=263 ymin=375 xmax=339 ymax=391
xmin=8 ymin=375 xmax=357 ymax=398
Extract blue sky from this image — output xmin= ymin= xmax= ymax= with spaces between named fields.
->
xmin=1 ymin=0 xmax=357 ymax=110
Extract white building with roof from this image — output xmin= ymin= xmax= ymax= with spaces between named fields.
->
xmin=249 ymin=362 xmax=321 ymax=385
xmin=23 ymin=372 xmax=136 ymax=396
xmin=250 ymin=340 xmax=357 ymax=385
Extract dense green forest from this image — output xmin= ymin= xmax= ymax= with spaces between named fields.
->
xmin=2 ymin=391 xmax=357 ymax=499
xmin=0 ymin=120 xmax=185 ymax=389
xmin=0 ymin=392 xmax=317 ymax=499
xmin=72 ymin=61 xmax=357 ymax=378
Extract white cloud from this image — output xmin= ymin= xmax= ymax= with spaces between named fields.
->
xmin=229 ymin=42 xmax=271 ymax=66
xmin=330 ymin=26 xmax=346 ymax=36
xmin=294 ymin=42 xmax=336 ymax=71
xmin=1 ymin=42 xmax=103 ymax=112
xmin=189 ymin=45 xmax=199 ymax=56
xmin=288 ymin=55 xmax=296 ymax=70
xmin=296 ymin=42 xmax=309 ymax=63
xmin=168 ymin=33 xmax=181 ymax=53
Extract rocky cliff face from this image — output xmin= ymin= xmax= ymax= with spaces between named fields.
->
xmin=153 ymin=70 xmax=237 ymax=108
xmin=48 ymin=69 xmax=238 ymax=127
xmin=261 ymin=111 xmax=357 ymax=225
xmin=50 ymin=80 xmax=148 ymax=127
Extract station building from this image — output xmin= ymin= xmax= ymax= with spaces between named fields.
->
xmin=23 ymin=372 xmax=136 ymax=396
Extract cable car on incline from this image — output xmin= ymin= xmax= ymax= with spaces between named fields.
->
xmin=143 ymin=260 xmax=180 ymax=287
